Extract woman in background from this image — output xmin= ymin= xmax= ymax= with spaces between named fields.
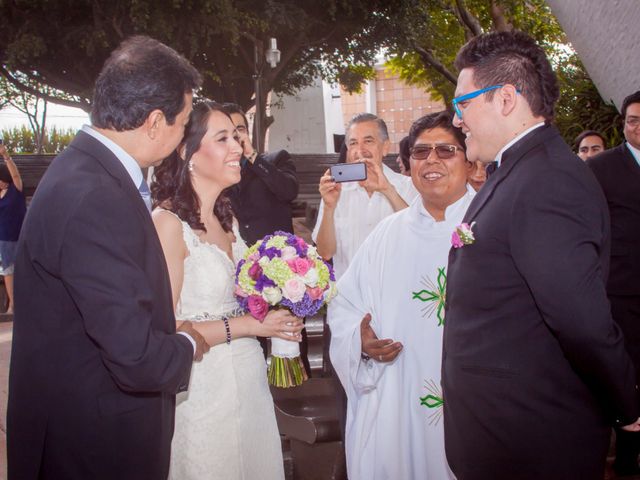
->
xmin=0 ymin=142 xmax=26 ymax=313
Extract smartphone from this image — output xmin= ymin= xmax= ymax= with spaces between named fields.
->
xmin=330 ymin=162 xmax=367 ymax=183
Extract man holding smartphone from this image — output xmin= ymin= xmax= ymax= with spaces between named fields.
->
xmin=312 ymin=113 xmax=417 ymax=280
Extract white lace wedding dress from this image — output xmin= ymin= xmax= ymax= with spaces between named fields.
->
xmin=168 ymin=215 xmax=284 ymax=480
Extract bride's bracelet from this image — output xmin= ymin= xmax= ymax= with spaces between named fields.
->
xmin=222 ymin=317 xmax=231 ymax=345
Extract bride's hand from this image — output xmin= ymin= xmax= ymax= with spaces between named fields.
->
xmin=254 ymin=310 xmax=304 ymax=342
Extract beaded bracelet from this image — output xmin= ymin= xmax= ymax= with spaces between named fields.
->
xmin=222 ymin=317 xmax=231 ymax=345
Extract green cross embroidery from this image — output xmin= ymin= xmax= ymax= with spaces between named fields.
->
xmin=420 ymin=379 xmax=444 ymax=426
xmin=412 ymin=267 xmax=447 ymax=326
xmin=420 ymin=394 xmax=444 ymax=409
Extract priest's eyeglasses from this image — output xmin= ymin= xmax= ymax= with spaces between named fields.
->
xmin=410 ymin=144 xmax=461 ymax=160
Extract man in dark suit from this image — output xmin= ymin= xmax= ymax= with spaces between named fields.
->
xmin=588 ymin=90 xmax=640 ymax=476
xmin=223 ymin=103 xmax=299 ymax=245
xmin=7 ymin=36 xmax=210 ymax=479
xmin=442 ymin=31 xmax=640 ymax=480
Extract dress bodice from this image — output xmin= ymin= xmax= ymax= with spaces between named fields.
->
xmin=173 ymin=215 xmax=247 ymax=319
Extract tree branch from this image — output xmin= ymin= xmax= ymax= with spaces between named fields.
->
xmin=453 ymin=0 xmax=483 ymax=39
xmin=490 ymin=0 xmax=513 ymax=32
xmin=414 ymin=45 xmax=457 ymax=85
xmin=0 ymin=66 xmax=91 ymax=111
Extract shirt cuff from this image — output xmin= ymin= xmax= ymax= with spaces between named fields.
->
xmin=177 ymin=331 xmax=197 ymax=355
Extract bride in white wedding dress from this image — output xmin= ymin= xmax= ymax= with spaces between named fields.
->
xmin=151 ymin=100 xmax=304 ymax=480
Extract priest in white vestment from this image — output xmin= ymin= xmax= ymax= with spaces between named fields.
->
xmin=329 ymin=111 xmax=475 ymax=479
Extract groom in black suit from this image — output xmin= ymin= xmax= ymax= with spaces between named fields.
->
xmin=442 ymin=31 xmax=640 ymax=480
xmin=588 ymin=90 xmax=640 ymax=476
xmin=7 ymin=36 xmax=209 ymax=479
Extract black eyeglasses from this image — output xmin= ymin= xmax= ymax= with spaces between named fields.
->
xmin=410 ymin=144 xmax=461 ymax=160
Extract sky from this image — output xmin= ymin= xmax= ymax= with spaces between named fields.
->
xmin=0 ymin=103 xmax=89 ymax=132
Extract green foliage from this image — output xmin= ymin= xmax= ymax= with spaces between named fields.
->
xmin=1 ymin=126 xmax=75 ymax=154
xmin=384 ymin=0 xmax=618 ymax=144
xmin=0 ymin=0 xmax=393 ymax=110
xmin=386 ymin=0 xmax=565 ymax=101
xmin=554 ymin=53 xmax=622 ymax=148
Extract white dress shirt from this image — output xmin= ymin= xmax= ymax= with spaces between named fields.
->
xmin=312 ymin=164 xmax=418 ymax=280
xmin=627 ymin=142 xmax=640 ymax=167
xmin=494 ymin=122 xmax=545 ymax=167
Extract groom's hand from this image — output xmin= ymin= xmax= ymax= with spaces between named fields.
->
xmin=178 ymin=321 xmax=210 ymax=362
xmin=622 ymin=417 xmax=640 ymax=432
xmin=360 ymin=313 xmax=403 ymax=363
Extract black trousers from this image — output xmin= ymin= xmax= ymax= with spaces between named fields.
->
xmin=611 ymin=294 xmax=640 ymax=470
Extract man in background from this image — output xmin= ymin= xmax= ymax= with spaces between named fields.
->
xmin=576 ymin=129 xmax=606 ymax=161
xmin=223 ymin=103 xmax=299 ymax=245
xmin=588 ymin=90 xmax=640 ymax=477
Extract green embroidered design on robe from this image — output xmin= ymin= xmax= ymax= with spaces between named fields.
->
xmin=420 ymin=379 xmax=444 ymax=426
xmin=412 ymin=267 xmax=447 ymax=326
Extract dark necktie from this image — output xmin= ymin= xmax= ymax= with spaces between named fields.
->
xmin=139 ymin=179 xmax=152 ymax=213
xmin=486 ymin=161 xmax=498 ymax=178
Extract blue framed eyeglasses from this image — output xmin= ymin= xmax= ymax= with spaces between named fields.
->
xmin=452 ymin=85 xmax=505 ymax=119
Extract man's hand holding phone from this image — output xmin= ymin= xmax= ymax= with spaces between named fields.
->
xmin=359 ymin=159 xmax=391 ymax=193
xmin=319 ymin=169 xmax=342 ymax=210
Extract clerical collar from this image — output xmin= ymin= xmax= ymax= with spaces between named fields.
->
xmin=626 ymin=142 xmax=640 ymax=167
xmin=494 ymin=122 xmax=545 ymax=168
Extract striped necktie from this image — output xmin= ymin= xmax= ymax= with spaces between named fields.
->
xmin=139 ymin=179 xmax=152 ymax=213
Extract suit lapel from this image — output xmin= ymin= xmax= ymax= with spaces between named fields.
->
xmin=463 ymin=124 xmax=557 ymax=223
xmin=70 ymin=131 xmax=153 ymax=223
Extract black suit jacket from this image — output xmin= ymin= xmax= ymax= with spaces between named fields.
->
xmin=442 ymin=125 xmax=639 ymax=480
xmin=7 ymin=131 xmax=193 ymax=479
xmin=229 ymin=149 xmax=298 ymax=245
xmin=588 ymin=144 xmax=640 ymax=296
xmin=588 ymin=143 xmax=640 ymax=378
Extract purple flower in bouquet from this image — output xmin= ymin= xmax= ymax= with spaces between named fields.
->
xmin=255 ymin=275 xmax=276 ymax=292
xmin=281 ymin=293 xmax=324 ymax=318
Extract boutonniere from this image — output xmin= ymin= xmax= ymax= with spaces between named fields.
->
xmin=451 ymin=222 xmax=476 ymax=248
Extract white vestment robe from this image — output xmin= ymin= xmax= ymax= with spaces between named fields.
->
xmin=329 ymin=189 xmax=475 ymax=480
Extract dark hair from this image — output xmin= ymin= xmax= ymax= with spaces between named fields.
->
xmin=408 ymin=111 xmax=467 ymax=151
xmin=398 ymin=136 xmax=411 ymax=170
xmin=346 ymin=113 xmax=389 ymax=142
xmin=222 ymin=103 xmax=249 ymax=130
xmin=574 ymin=130 xmax=606 ymax=151
xmin=91 ymin=36 xmax=202 ymax=131
xmin=151 ymin=100 xmax=234 ymax=233
xmin=454 ymin=30 xmax=559 ymax=121
xmin=0 ymin=165 xmax=12 ymax=184
xmin=622 ymin=90 xmax=640 ymax=118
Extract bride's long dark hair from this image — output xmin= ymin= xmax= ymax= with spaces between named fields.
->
xmin=151 ymin=100 xmax=234 ymax=233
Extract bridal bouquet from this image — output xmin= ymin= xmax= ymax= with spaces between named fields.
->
xmin=235 ymin=231 xmax=337 ymax=388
